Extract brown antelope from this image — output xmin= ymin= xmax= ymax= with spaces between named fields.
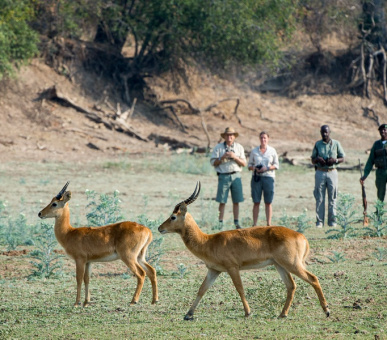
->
xmin=38 ymin=182 xmax=158 ymax=307
xmin=158 ymin=182 xmax=330 ymax=320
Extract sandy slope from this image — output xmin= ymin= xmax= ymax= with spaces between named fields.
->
xmin=0 ymin=59 xmax=386 ymax=165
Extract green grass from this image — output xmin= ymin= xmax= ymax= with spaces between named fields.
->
xmin=0 ymin=154 xmax=386 ymax=339
xmin=1 ymin=242 xmax=386 ymax=339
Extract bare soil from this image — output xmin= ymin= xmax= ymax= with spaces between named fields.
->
xmin=1 ymin=58 xmax=386 ymax=166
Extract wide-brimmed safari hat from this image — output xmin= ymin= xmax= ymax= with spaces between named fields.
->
xmin=220 ymin=127 xmax=239 ymax=138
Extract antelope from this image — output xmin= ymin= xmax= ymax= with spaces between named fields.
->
xmin=38 ymin=182 xmax=158 ymax=307
xmin=158 ymin=182 xmax=330 ymax=320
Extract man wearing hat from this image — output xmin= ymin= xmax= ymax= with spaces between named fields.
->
xmin=360 ymin=124 xmax=387 ymax=201
xmin=311 ymin=125 xmax=345 ymax=228
xmin=210 ymin=127 xmax=247 ymax=229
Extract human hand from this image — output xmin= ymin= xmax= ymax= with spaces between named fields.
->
xmin=256 ymin=166 xmax=267 ymax=173
xmin=316 ymin=157 xmax=326 ymax=166
xmin=225 ymin=151 xmax=235 ymax=160
xmin=326 ymin=158 xmax=336 ymax=166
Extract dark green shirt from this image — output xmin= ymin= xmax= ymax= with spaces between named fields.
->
xmin=311 ymin=139 xmax=345 ymax=169
xmin=363 ymin=140 xmax=387 ymax=178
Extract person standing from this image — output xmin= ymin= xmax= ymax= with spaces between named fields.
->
xmin=210 ymin=127 xmax=247 ymax=229
xmin=311 ymin=125 xmax=345 ymax=228
xmin=248 ymin=131 xmax=279 ymax=226
xmin=360 ymin=124 xmax=387 ymax=201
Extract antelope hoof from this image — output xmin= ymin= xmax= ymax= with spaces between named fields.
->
xmin=245 ymin=312 xmax=251 ymax=318
xmin=130 ymin=301 xmax=138 ymax=306
xmin=184 ymin=314 xmax=194 ymax=321
xmin=278 ymin=313 xmax=287 ymax=319
xmin=325 ymin=309 xmax=330 ymax=318
xmin=83 ymin=301 xmax=90 ymax=307
xmin=151 ymin=300 xmax=159 ymax=304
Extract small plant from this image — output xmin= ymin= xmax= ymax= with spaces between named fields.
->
xmin=326 ymin=193 xmax=359 ymax=239
xmin=28 ymin=222 xmax=64 ymax=279
xmin=4 ymin=213 xmax=29 ymax=250
xmin=363 ymin=200 xmax=387 ymax=237
xmin=326 ymin=251 xmax=346 ymax=263
xmin=293 ymin=209 xmax=312 ymax=233
xmin=372 ymin=247 xmax=386 ymax=261
xmin=173 ymin=263 xmax=188 ymax=279
xmin=0 ymin=200 xmax=9 ymax=244
xmin=279 ymin=209 xmax=291 ymax=226
xmin=85 ymin=189 xmax=125 ymax=226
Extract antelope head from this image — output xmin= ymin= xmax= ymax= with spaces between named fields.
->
xmin=38 ymin=181 xmax=71 ymax=219
xmin=158 ymin=182 xmax=201 ymax=234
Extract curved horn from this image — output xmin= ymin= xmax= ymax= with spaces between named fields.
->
xmin=173 ymin=181 xmax=201 ymax=213
xmin=56 ymin=181 xmax=70 ymax=199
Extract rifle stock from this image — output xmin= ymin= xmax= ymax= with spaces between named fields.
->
xmin=359 ymin=159 xmax=369 ymax=226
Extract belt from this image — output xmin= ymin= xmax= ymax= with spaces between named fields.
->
xmin=217 ymin=171 xmax=237 ymax=176
xmin=316 ymin=167 xmax=336 ymax=172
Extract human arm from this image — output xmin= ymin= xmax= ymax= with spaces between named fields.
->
xmin=311 ymin=143 xmax=326 ymax=166
xmin=360 ymin=143 xmax=376 ymax=182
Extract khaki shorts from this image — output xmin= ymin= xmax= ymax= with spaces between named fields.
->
xmin=216 ymin=172 xmax=244 ymax=203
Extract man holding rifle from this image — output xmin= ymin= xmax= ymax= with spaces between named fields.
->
xmin=360 ymin=124 xmax=387 ymax=202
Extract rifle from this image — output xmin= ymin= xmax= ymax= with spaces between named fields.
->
xmin=359 ymin=159 xmax=369 ymax=226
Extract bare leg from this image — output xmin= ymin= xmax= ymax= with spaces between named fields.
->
xmin=227 ymin=267 xmax=251 ymax=317
xmin=265 ymin=203 xmax=272 ymax=226
xmin=253 ymin=202 xmax=260 ymax=225
xmin=185 ymin=269 xmax=220 ymax=320
xmin=83 ymin=262 xmax=92 ymax=307
xmin=218 ymin=203 xmax=226 ymax=221
xmin=233 ymin=203 xmax=239 ymax=221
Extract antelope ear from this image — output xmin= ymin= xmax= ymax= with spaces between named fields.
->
xmin=179 ymin=203 xmax=187 ymax=215
xmin=63 ymin=191 xmax=72 ymax=203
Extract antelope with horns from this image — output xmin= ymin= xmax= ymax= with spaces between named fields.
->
xmin=158 ymin=182 xmax=330 ymax=319
xmin=38 ymin=182 xmax=158 ymax=307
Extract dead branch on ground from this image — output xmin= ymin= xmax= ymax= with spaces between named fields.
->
xmin=36 ymin=86 xmax=148 ymax=142
xmin=158 ymin=97 xmax=247 ymax=148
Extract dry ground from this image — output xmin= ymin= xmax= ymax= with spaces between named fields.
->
xmin=0 ymin=58 xmax=386 ymax=166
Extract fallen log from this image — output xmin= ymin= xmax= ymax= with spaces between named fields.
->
xmin=36 ymin=85 xmax=148 ymax=142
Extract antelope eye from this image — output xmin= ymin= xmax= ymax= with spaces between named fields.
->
xmin=52 ymin=202 xmax=58 ymax=207
xmin=171 ymin=215 xmax=177 ymax=221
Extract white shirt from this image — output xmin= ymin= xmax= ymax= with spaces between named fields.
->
xmin=210 ymin=142 xmax=246 ymax=173
xmin=248 ymin=145 xmax=279 ymax=178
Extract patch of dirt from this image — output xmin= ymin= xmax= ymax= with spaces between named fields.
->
xmin=1 ymin=249 xmax=28 ymax=256
xmin=1 ymin=58 xmax=386 ymax=166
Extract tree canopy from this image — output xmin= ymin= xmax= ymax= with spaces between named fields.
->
xmin=1 ymin=0 xmax=387 ymax=103
xmin=0 ymin=0 xmax=38 ymax=80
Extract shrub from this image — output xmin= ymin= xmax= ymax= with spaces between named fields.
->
xmin=28 ymin=222 xmax=64 ymax=279
xmin=85 ymin=189 xmax=124 ymax=226
xmin=326 ymin=193 xmax=359 ymax=239
xmin=0 ymin=0 xmax=38 ymax=79
xmin=363 ymin=200 xmax=387 ymax=237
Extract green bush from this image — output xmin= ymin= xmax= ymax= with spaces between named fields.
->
xmin=85 ymin=189 xmax=125 ymax=226
xmin=363 ymin=200 xmax=387 ymax=237
xmin=326 ymin=193 xmax=359 ymax=239
xmin=28 ymin=222 xmax=64 ymax=279
xmin=0 ymin=0 xmax=38 ymax=79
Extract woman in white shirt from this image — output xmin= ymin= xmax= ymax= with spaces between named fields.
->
xmin=248 ymin=131 xmax=279 ymax=226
